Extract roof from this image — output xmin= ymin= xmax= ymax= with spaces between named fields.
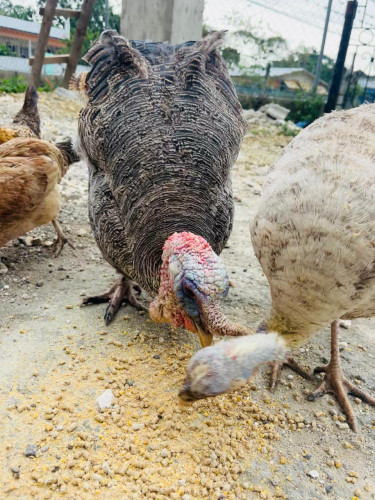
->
xmin=230 ymin=66 xmax=328 ymax=88
xmin=0 ymin=15 xmax=69 ymax=40
xmin=0 ymin=27 xmax=66 ymax=48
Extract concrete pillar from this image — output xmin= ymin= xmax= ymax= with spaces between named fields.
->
xmin=121 ymin=0 xmax=204 ymax=44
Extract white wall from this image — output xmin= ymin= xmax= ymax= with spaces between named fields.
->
xmin=121 ymin=0 xmax=203 ymax=44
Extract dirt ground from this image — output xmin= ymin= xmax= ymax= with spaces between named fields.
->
xmin=0 ymin=92 xmax=374 ymax=500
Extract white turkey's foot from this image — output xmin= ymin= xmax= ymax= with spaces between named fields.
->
xmin=52 ymin=219 xmax=75 ymax=257
xmin=81 ymin=276 xmax=148 ymax=325
xmin=307 ymin=365 xmax=375 ymax=432
xmin=270 ymin=357 xmax=313 ymax=392
xmin=307 ymin=320 xmax=375 ymax=432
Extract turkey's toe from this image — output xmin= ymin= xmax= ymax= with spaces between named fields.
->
xmin=307 ymin=363 xmax=375 ymax=432
xmin=81 ymin=277 xmax=148 ymax=324
xmin=269 ymin=356 xmax=313 ymax=392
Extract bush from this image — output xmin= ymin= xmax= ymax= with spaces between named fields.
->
xmin=0 ymin=75 xmax=54 ymax=93
xmin=0 ymin=75 xmax=27 ymax=93
xmin=238 ymin=93 xmax=271 ymax=110
xmin=287 ymin=93 xmax=325 ymax=124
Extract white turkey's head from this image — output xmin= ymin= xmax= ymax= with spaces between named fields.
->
xmin=149 ymin=232 xmax=250 ymax=347
xmin=178 ymin=333 xmax=287 ymax=402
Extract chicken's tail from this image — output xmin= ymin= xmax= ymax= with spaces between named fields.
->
xmin=69 ymin=72 xmax=89 ymax=96
xmin=54 ymin=136 xmax=80 ymax=178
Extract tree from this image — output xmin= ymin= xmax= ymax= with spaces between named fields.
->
xmin=221 ymin=47 xmax=240 ymax=69
xmin=224 ymin=11 xmax=288 ymax=69
xmin=37 ymin=0 xmax=120 ymax=56
xmin=0 ymin=0 xmax=35 ymax=20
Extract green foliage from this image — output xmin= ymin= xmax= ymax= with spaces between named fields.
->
xmin=0 ymin=0 xmax=35 ymax=20
xmin=221 ymin=47 xmax=240 ymax=69
xmin=278 ymin=122 xmax=299 ymax=137
xmin=38 ymin=0 xmax=120 ymax=58
xmin=0 ymin=43 xmax=16 ymax=56
xmin=0 ymin=75 xmax=28 ymax=93
xmin=287 ymin=92 xmax=325 ymax=123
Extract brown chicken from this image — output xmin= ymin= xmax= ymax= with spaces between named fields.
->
xmin=0 ymin=85 xmax=78 ymax=255
xmin=0 ymin=137 xmax=76 ymax=256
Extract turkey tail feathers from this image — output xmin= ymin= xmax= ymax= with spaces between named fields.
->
xmin=83 ymin=30 xmax=148 ymax=80
xmin=195 ymin=30 xmax=227 ymax=54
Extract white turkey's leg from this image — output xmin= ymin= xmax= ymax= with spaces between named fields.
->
xmin=307 ymin=320 xmax=375 ymax=432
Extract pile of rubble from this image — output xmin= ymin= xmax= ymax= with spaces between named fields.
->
xmin=243 ymin=103 xmax=300 ymax=134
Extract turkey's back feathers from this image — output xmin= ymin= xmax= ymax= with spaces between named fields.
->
xmin=78 ymin=31 xmax=246 ymax=293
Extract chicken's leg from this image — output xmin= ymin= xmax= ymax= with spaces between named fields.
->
xmin=307 ymin=320 xmax=375 ymax=432
xmin=52 ymin=219 xmax=75 ymax=257
xmin=81 ymin=276 xmax=148 ymax=325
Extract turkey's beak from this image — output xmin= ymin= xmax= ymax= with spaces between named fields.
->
xmin=178 ymin=387 xmax=200 ymax=405
xmin=192 ymin=319 xmax=213 ymax=348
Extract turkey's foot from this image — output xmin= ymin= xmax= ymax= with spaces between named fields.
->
xmin=52 ymin=219 xmax=75 ymax=257
xmin=270 ymin=357 xmax=313 ymax=392
xmin=81 ymin=276 xmax=148 ymax=325
xmin=307 ymin=320 xmax=375 ymax=432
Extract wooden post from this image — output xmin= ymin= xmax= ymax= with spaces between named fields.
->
xmin=62 ymin=0 xmax=96 ymax=88
xmin=30 ymin=0 xmax=58 ymax=87
xmin=324 ymin=0 xmax=357 ymax=113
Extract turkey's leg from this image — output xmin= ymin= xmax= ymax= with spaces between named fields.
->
xmin=270 ymin=357 xmax=313 ymax=392
xmin=307 ymin=320 xmax=375 ymax=432
xmin=52 ymin=219 xmax=75 ymax=257
xmin=81 ymin=276 xmax=148 ymax=325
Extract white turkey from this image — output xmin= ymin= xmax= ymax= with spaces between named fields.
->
xmin=179 ymin=105 xmax=375 ymax=431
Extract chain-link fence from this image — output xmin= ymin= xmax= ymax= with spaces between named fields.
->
xmin=204 ymin=0 xmax=375 ymax=116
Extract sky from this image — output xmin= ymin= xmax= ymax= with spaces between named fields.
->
xmin=18 ymin=0 xmax=375 ymax=73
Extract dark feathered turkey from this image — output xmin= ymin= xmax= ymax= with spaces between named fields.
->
xmin=77 ymin=30 xmax=249 ymax=344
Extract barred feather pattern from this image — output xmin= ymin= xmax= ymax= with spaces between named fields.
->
xmin=77 ymin=30 xmax=247 ymax=295
xmin=251 ymin=105 xmax=375 ymax=347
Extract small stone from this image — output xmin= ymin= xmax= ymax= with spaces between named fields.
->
xmin=343 ymin=441 xmax=354 ymax=449
xmin=67 ymin=422 xmax=78 ymax=433
xmin=339 ymin=319 xmax=351 ymax=329
xmin=336 ymin=422 xmax=349 ymax=430
xmin=160 ymin=448 xmax=170 ymax=458
xmin=287 ymin=374 xmax=294 ymax=380
xmin=42 ymin=240 xmax=54 ymax=247
xmin=77 ymin=228 xmax=87 ymax=237
xmin=325 ymin=484 xmax=333 ymax=494
xmin=10 ymin=466 xmax=20 ymax=478
xmin=153 ymin=354 xmax=160 ymax=359
xmin=131 ymin=423 xmax=144 ymax=431
xmin=307 ymin=470 xmax=319 ymax=479
xmin=353 ymin=488 xmax=361 ymax=498
xmin=24 ymin=444 xmax=37 ymax=458
xmin=96 ymin=389 xmax=115 ymax=410
xmin=0 ymin=262 xmax=8 ymax=274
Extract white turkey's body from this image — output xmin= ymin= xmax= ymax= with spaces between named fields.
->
xmin=251 ymin=105 xmax=375 ymax=344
